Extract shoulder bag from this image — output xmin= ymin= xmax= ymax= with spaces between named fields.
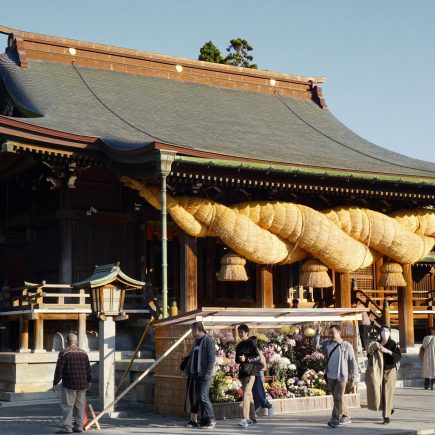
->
xmin=239 ymin=361 xmax=254 ymax=378
xmin=324 ymin=343 xmax=340 ymax=382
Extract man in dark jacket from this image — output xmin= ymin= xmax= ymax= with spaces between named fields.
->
xmin=184 ymin=321 xmax=216 ymax=429
xmin=53 ymin=332 xmax=92 ymax=434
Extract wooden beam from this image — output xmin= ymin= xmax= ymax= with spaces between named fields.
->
xmin=256 ymin=265 xmax=273 ymax=308
xmin=179 ymin=232 xmax=197 ymax=312
xmin=398 ymin=264 xmax=415 ymax=350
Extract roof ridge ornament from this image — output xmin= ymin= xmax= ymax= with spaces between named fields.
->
xmin=308 ymin=80 xmax=328 ymax=111
xmin=6 ymin=33 xmax=28 ymax=69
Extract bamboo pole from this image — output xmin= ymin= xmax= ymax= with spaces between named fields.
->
xmin=115 ymin=318 xmax=153 ymax=395
xmin=85 ymin=327 xmax=191 ymax=430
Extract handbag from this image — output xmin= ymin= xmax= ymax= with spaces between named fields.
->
xmin=419 ymin=346 xmax=425 ymax=360
xmin=239 ymin=361 xmax=254 ymax=378
xmin=180 ymin=355 xmax=190 ymax=371
xmin=419 ymin=336 xmax=434 ymax=360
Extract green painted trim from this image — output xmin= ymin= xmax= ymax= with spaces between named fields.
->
xmin=174 ymin=156 xmax=435 ymax=187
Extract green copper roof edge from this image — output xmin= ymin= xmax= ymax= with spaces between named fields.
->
xmin=72 ymin=264 xmax=145 ymax=288
xmin=174 ymin=156 xmax=435 ymax=187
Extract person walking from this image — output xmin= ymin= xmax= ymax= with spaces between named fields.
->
xmin=53 ymin=332 xmax=92 ymax=434
xmin=314 ymin=324 xmax=359 ymax=428
xmin=250 ymin=336 xmax=274 ymax=419
xmin=421 ymin=326 xmax=435 ymax=390
xmin=183 ymin=321 xmax=216 ymax=429
xmin=366 ymin=325 xmax=402 ymax=424
xmin=235 ymin=325 xmax=263 ymax=427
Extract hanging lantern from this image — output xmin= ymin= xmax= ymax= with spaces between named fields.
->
xmin=217 ymin=252 xmax=248 ymax=282
xmin=299 ymin=259 xmax=332 ymax=288
xmin=378 ymin=261 xmax=406 ymax=287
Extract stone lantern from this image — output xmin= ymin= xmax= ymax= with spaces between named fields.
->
xmin=73 ymin=263 xmax=144 ymax=414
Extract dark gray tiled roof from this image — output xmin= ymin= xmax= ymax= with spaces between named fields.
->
xmin=1 ymin=53 xmax=434 ymax=178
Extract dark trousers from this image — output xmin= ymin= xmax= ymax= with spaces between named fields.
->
xmin=253 ymin=374 xmax=272 ymax=410
xmin=424 ymin=378 xmax=434 ymax=390
xmin=188 ymin=377 xmax=199 ymax=414
xmin=194 ymin=375 xmax=215 ymax=423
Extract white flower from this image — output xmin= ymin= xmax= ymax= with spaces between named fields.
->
xmin=270 ymin=354 xmax=281 ymax=363
xmin=279 ymin=357 xmax=291 ymax=369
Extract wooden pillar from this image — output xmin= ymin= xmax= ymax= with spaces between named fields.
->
xmin=33 ymin=317 xmax=44 ymax=352
xmin=429 ymin=268 xmax=435 ymax=329
xmin=59 ymin=185 xmax=73 ymax=283
xmin=19 ymin=317 xmax=30 ymax=352
xmin=398 ymin=264 xmax=414 ymax=350
xmin=179 ymin=232 xmax=197 ymax=313
xmin=335 ymin=272 xmax=351 ymax=308
xmin=375 ymin=257 xmax=384 ymax=299
xmin=382 ymin=299 xmax=391 ymax=327
xmin=204 ymin=238 xmax=216 ymax=304
xmin=256 ymin=265 xmax=273 ymax=308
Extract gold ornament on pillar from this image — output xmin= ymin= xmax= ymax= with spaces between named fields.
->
xmin=217 ymin=252 xmax=248 ymax=281
xmin=378 ymin=261 xmax=407 ymax=287
xmin=299 ymin=259 xmax=333 ymax=288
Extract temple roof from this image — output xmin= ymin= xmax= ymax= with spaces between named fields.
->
xmin=0 ymin=25 xmax=434 ymax=181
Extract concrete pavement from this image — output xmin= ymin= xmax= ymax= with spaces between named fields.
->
xmin=0 ymin=387 xmax=433 ymax=435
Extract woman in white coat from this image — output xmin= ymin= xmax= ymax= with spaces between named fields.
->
xmin=422 ymin=326 xmax=435 ymax=390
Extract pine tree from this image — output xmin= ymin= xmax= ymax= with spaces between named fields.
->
xmin=224 ymin=38 xmax=257 ymax=69
xmin=198 ymin=38 xmax=258 ymax=69
xmin=198 ymin=41 xmax=225 ymax=64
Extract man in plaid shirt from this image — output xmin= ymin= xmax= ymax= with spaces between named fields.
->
xmin=53 ymin=333 xmax=92 ymax=434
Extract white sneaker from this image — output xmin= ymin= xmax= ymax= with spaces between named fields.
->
xmin=338 ymin=416 xmax=351 ymax=425
xmin=238 ymin=419 xmax=249 ymax=427
xmin=268 ymin=405 xmax=274 ymax=419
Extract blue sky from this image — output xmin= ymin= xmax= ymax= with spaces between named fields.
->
xmin=2 ymin=0 xmax=434 ymax=163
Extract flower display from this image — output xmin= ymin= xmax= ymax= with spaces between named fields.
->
xmin=303 ymin=327 xmax=316 ymax=337
xmin=209 ymin=324 xmax=329 ymax=403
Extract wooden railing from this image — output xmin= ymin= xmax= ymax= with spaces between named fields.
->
xmin=1 ymin=282 xmax=90 ymax=312
xmin=354 ymin=288 xmax=434 ymax=327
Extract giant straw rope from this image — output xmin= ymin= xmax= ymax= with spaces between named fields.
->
xmin=121 ymin=177 xmax=434 ymax=272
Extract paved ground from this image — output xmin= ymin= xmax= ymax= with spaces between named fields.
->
xmin=0 ymin=387 xmax=434 ymax=435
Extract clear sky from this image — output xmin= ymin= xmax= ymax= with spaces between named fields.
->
xmin=1 ymin=0 xmax=434 ymax=163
